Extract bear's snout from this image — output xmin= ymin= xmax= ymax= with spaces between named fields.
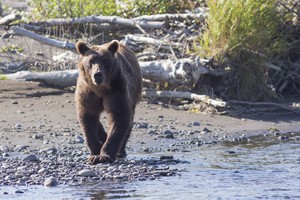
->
xmin=93 ymin=71 xmax=103 ymax=85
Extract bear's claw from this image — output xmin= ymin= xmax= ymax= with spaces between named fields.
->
xmin=88 ymin=155 xmax=114 ymax=165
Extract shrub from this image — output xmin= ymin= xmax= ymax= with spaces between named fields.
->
xmin=197 ymin=0 xmax=286 ymax=101
xmin=28 ymin=0 xmax=197 ymax=20
xmin=28 ymin=0 xmax=118 ymax=20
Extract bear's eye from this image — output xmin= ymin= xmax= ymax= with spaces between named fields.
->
xmin=89 ymin=56 xmax=98 ymax=63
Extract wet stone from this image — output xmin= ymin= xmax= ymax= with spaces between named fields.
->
xmin=39 ymin=147 xmax=57 ymax=155
xmin=0 ymin=145 xmax=9 ymax=152
xmin=163 ymin=130 xmax=173 ymax=135
xmin=38 ymin=168 xmax=48 ymax=174
xmin=23 ymin=154 xmax=39 ymax=162
xmin=278 ymin=135 xmax=289 ymax=140
xmin=15 ymin=145 xmax=29 ymax=151
xmin=160 ymin=155 xmax=174 ymax=160
xmin=78 ymin=169 xmax=97 ymax=177
xmin=75 ymin=135 xmax=84 ymax=143
xmin=2 ymin=153 xmax=9 ymax=157
xmin=44 ymin=177 xmax=59 ymax=187
xmin=164 ymin=134 xmax=174 ymax=139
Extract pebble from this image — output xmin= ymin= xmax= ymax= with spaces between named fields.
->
xmin=44 ymin=177 xmax=59 ymax=187
xmin=160 ymin=155 xmax=174 ymax=160
xmin=202 ymin=127 xmax=211 ymax=133
xmin=38 ymin=168 xmax=48 ymax=174
xmin=135 ymin=122 xmax=149 ymax=129
xmin=0 ymin=145 xmax=9 ymax=152
xmin=78 ymin=169 xmax=97 ymax=177
xmin=39 ymin=147 xmax=57 ymax=155
xmin=14 ymin=124 xmax=22 ymax=130
xmin=163 ymin=130 xmax=173 ymax=135
xmin=75 ymin=135 xmax=84 ymax=143
xmin=23 ymin=154 xmax=39 ymax=161
xmin=192 ymin=121 xmax=200 ymax=126
xmin=15 ymin=145 xmax=29 ymax=151
xmin=11 ymin=101 xmax=19 ymax=104
xmin=2 ymin=153 xmax=9 ymax=157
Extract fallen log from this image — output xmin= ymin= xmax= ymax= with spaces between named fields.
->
xmin=30 ymin=15 xmax=163 ymax=31
xmin=3 ymin=57 xmax=212 ymax=88
xmin=142 ymin=90 xmax=226 ymax=107
xmin=4 ymin=70 xmax=78 ymax=88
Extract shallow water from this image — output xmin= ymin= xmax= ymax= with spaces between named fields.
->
xmin=1 ymin=134 xmax=300 ymax=200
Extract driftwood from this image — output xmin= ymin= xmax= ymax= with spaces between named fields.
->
xmin=9 ymin=26 xmax=215 ymax=87
xmin=4 ymin=70 xmax=78 ymax=88
xmin=143 ymin=90 xmax=226 ymax=107
xmin=0 ymin=14 xmax=21 ymax=26
xmin=11 ymin=26 xmax=76 ymax=52
xmin=125 ymin=34 xmax=183 ymax=49
xmin=30 ymin=15 xmax=164 ymax=31
xmin=134 ymin=11 xmax=207 ymax=21
xmin=4 ymin=57 xmax=212 ymax=88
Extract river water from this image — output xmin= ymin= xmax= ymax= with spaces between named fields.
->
xmin=1 ymin=133 xmax=300 ymax=200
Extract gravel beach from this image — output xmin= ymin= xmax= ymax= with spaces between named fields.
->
xmin=0 ymin=80 xmax=299 ymax=189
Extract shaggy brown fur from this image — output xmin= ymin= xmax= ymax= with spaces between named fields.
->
xmin=75 ymin=40 xmax=142 ymax=164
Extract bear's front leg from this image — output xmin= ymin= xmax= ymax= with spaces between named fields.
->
xmin=78 ymin=112 xmax=103 ymax=156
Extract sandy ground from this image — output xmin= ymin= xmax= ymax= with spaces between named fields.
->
xmin=0 ymin=80 xmax=299 ymax=155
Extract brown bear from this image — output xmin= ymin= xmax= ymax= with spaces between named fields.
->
xmin=75 ymin=40 xmax=142 ymax=164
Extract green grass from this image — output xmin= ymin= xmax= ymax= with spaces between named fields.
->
xmin=0 ymin=75 xmax=8 ymax=80
xmin=196 ymin=0 xmax=286 ymax=101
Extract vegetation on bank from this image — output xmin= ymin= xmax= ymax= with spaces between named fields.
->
xmin=28 ymin=0 xmax=197 ymax=20
xmin=197 ymin=0 xmax=300 ymax=101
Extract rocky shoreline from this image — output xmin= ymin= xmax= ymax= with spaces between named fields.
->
xmin=0 ymin=80 xmax=300 ymax=194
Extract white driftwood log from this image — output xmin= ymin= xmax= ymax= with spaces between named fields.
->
xmin=140 ymin=58 xmax=209 ymax=86
xmin=4 ymin=57 xmax=211 ymax=88
xmin=142 ymin=90 xmax=226 ymax=107
xmin=5 ymin=70 xmax=78 ymax=88
xmin=32 ymin=15 xmax=163 ymax=30
xmin=125 ymin=34 xmax=183 ymax=49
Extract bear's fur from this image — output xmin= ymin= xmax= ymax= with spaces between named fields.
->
xmin=75 ymin=40 xmax=142 ymax=164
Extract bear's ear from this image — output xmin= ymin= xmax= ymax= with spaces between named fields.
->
xmin=76 ymin=41 xmax=90 ymax=56
xmin=108 ymin=40 xmax=119 ymax=54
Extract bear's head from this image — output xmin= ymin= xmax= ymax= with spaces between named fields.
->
xmin=76 ymin=40 xmax=119 ymax=87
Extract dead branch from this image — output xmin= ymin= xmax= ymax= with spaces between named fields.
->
xmin=0 ymin=14 xmax=21 ymax=26
xmin=134 ymin=10 xmax=208 ymax=21
xmin=125 ymin=34 xmax=183 ymax=49
xmin=10 ymin=26 xmax=76 ymax=52
xmin=142 ymin=90 xmax=226 ymax=107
